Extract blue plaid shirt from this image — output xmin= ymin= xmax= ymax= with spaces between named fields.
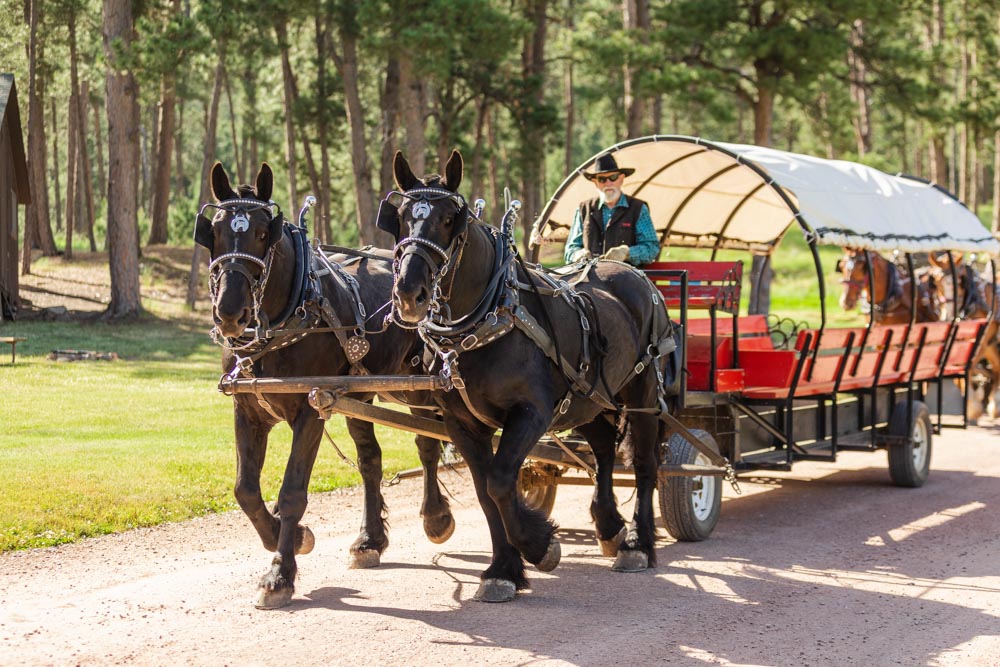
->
xmin=564 ymin=195 xmax=659 ymax=266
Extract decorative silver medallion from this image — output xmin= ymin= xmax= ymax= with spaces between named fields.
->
xmin=345 ymin=336 xmax=370 ymax=363
xmin=231 ymin=213 xmax=250 ymax=233
xmin=412 ymin=200 xmax=432 ymax=220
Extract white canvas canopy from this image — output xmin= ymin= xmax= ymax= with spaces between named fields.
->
xmin=530 ymin=135 xmax=1000 ymax=256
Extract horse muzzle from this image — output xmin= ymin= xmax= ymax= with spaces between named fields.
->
xmin=214 ymin=304 xmax=253 ymax=338
xmin=392 ymin=283 xmax=431 ymax=324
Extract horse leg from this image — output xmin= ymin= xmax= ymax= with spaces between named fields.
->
xmin=256 ymin=408 xmax=324 ymax=609
xmin=486 ymin=406 xmax=560 ymax=573
xmin=233 ymin=410 xmax=279 ymax=551
xmin=412 ymin=410 xmax=455 ymax=543
xmin=345 ymin=416 xmax=389 ymax=569
xmin=444 ymin=417 xmax=526 ymax=602
xmin=574 ymin=417 xmax=627 ymax=556
xmin=612 ymin=412 xmax=660 ymax=573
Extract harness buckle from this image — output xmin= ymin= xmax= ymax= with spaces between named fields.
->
xmin=461 ymin=334 xmax=479 ymax=350
xmin=634 ymin=361 xmax=646 ymax=375
xmin=558 ymin=397 xmax=572 ymax=414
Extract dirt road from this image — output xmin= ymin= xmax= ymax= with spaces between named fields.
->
xmin=2 ymin=423 xmax=999 ymax=666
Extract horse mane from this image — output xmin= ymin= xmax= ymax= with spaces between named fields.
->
xmin=236 ymin=184 xmax=259 ymax=199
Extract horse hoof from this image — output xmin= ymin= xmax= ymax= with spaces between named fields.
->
xmin=424 ymin=514 xmax=456 ymax=545
xmin=348 ymin=549 xmax=381 ymax=569
xmin=295 ymin=526 xmax=315 ymax=555
xmin=255 ymin=586 xmax=294 ymax=610
xmin=598 ymin=526 xmax=627 ymax=557
xmin=611 ymin=550 xmax=649 ymax=573
xmin=473 ymin=578 xmax=517 ymax=603
xmin=536 ymin=540 xmax=561 ymax=572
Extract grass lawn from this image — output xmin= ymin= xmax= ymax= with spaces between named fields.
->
xmin=0 ymin=253 xmax=419 ymax=552
xmin=1 ymin=235 xmax=859 ymax=552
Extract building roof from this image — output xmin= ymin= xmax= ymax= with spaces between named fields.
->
xmin=0 ymin=73 xmax=31 ymax=205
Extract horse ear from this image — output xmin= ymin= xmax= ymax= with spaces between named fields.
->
xmin=393 ymin=151 xmax=419 ymax=191
xmin=444 ymin=150 xmax=463 ymax=192
xmin=194 ymin=213 xmax=214 ymax=250
xmin=835 ymin=259 xmax=843 ymax=273
xmin=255 ymin=162 xmax=274 ymax=202
xmin=928 ymin=252 xmax=943 ymax=269
xmin=211 ymin=162 xmax=236 ymax=201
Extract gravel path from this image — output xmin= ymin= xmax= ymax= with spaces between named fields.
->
xmin=2 ymin=423 xmax=999 ymax=666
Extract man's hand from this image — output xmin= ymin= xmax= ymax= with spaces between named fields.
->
xmin=569 ymin=248 xmax=592 ymax=263
xmin=601 ymin=245 xmax=629 ymax=262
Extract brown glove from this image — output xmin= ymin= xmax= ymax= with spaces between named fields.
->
xmin=569 ymin=248 xmax=592 ymax=263
xmin=600 ymin=245 xmax=630 ymax=262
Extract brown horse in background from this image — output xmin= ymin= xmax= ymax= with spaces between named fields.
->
xmin=928 ymin=252 xmax=1000 ymax=420
xmin=838 ymin=249 xmax=941 ymax=324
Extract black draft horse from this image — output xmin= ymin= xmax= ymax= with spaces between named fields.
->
xmin=195 ymin=162 xmax=454 ymax=609
xmin=384 ymin=150 xmax=675 ymax=602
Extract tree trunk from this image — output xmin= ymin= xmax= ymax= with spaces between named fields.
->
xmin=564 ymin=1 xmax=575 ymax=175
xmin=750 ymin=74 xmax=775 ymax=314
xmin=102 ymin=0 xmax=142 ymax=318
xmin=186 ymin=58 xmax=224 ymax=310
xmin=148 ymin=71 xmax=176 ymax=245
xmin=622 ymin=0 xmax=648 ymax=138
xmin=92 ymin=95 xmax=107 ymax=197
xmin=518 ymin=0 xmax=548 ymax=253
xmin=469 ymin=96 xmax=489 ymax=204
xmin=50 ymin=97 xmax=62 ymax=233
xmin=314 ymin=13 xmax=333 ymax=244
xmin=141 ymin=105 xmax=154 ymax=218
xmin=25 ymin=0 xmax=57 ymax=262
xmin=222 ymin=66 xmax=242 ymax=185
xmin=65 ymin=85 xmax=76 ymax=259
xmin=379 ymin=54 xmax=401 ymax=201
xmin=78 ymin=79 xmax=97 ymax=252
xmin=399 ymin=58 xmax=426 ymax=176
xmin=174 ymin=98 xmax=186 ymax=196
xmin=930 ymin=135 xmax=947 ymax=185
xmin=848 ymin=20 xmax=872 ymax=156
xmin=752 ymin=81 xmax=774 ymax=148
xmin=332 ymin=7 xmax=378 ymax=247
xmin=274 ymin=18 xmax=298 ymax=212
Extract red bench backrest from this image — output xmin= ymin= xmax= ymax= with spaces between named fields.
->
xmin=644 ymin=261 xmax=743 ymax=314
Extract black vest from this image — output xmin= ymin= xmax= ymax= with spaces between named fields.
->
xmin=579 ymin=196 xmax=647 ymax=255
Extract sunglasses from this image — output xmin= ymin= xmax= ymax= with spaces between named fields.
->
xmin=595 ymin=174 xmax=621 ymax=184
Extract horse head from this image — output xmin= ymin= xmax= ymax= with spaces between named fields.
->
xmin=194 ymin=162 xmax=284 ymax=339
xmin=838 ymin=248 xmax=868 ymax=311
xmin=385 ymin=150 xmax=469 ymax=324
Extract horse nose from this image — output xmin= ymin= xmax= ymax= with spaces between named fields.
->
xmin=214 ymin=305 xmax=252 ymax=338
xmin=393 ymin=283 xmax=430 ymax=323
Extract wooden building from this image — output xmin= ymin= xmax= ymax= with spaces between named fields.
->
xmin=0 ymin=73 xmax=31 ymax=321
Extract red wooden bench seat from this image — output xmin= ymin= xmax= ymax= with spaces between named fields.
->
xmin=741 ymin=328 xmax=858 ymax=400
xmin=687 ymin=314 xmax=774 ymax=350
xmin=942 ymin=319 xmax=988 ymax=376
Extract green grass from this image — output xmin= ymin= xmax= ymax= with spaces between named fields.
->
xmin=0 ymin=316 xmax=421 ymax=552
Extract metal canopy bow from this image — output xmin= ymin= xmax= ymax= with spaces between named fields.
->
xmin=530 ymin=135 xmax=1000 ymax=256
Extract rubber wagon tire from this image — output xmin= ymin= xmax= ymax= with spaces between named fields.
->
xmin=658 ymin=429 xmax=722 ymax=542
xmin=887 ymin=400 xmax=932 ymax=488
xmin=517 ymin=463 xmax=560 ymax=517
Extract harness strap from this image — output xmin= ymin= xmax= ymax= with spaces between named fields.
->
xmin=511 ymin=305 xmax=615 ymax=410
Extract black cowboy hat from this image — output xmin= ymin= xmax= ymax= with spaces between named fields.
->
xmin=583 ymin=153 xmax=635 ymax=180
